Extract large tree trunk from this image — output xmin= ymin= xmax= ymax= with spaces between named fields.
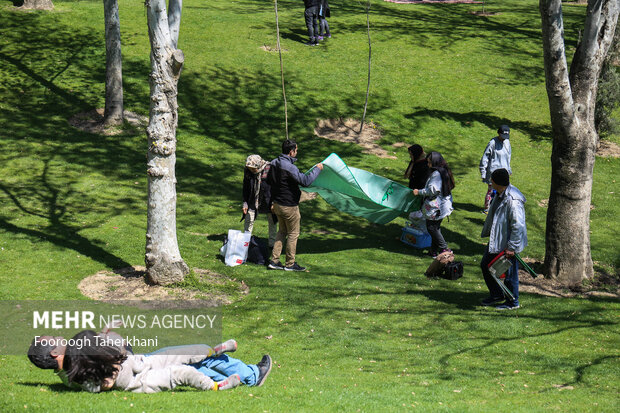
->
xmin=103 ymin=0 xmax=124 ymax=126
xmin=539 ymin=0 xmax=618 ymax=285
xmin=21 ymin=0 xmax=53 ymax=10
xmin=145 ymin=0 xmax=188 ymax=285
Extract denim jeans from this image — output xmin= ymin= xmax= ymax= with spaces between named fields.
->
xmin=480 ymin=248 xmax=519 ymax=304
xmin=304 ymin=6 xmax=319 ymax=42
xmin=146 ymin=348 xmax=259 ymax=386
xmin=190 ymin=355 xmax=259 ymax=386
xmin=319 ymin=17 xmax=330 ymax=36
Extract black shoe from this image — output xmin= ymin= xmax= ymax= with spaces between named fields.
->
xmin=255 ymin=355 xmax=272 ymax=387
xmin=481 ymin=296 xmax=504 ymax=306
xmin=304 ymin=40 xmax=317 ymax=46
xmin=284 ymin=262 xmax=306 ymax=272
xmin=267 ymin=260 xmax=284 ymax=270
xmin=495 ymin=301 xmax=520 ymax=310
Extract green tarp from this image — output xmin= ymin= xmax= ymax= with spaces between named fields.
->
xmin=302 ymin=153 xmax=422 ymax=224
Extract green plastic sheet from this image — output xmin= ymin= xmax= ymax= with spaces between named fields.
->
xmin=303 ymin=153 xmax=422 ymax=224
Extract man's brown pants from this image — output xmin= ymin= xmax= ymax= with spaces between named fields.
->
xmin=270 ymin=203 xmax=301 ymax=267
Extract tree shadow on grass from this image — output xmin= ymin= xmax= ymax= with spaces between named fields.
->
xmin=435 ymin=313 xmax=619 ymax=383
xmin=238 ymin=0 xmax=586 ymax=87
xmin=0 ymin=159 xmax=132 ymax=269
xmin=0 ymin=11 xmax=150 ymax=269
xmin=452 ymin=201 xmax=483 ymax=213
xmin=406 ymin=107 xmax=552 ymax=142
xmin=439 ymin=225 xmax=483 ymax=257
xmin=279 ymin=28 xmax=308 ymax=44
xmin=407 ymin=288 xmax=480 ymax=310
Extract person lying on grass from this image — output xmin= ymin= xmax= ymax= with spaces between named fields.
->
xmin=28 ymin=331 xmax=272 ymax=392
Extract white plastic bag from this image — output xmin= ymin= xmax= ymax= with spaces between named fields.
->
xmin=221 ymin=229 xmax=252 ymax=267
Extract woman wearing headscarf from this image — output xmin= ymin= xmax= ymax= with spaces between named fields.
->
xmin=242 ymin=155 xmax=277 ymax=248
xmin=404 ymin=144 xmax=430 ymax=190
xmin=413 ymin=151 xmax=455 ymax=258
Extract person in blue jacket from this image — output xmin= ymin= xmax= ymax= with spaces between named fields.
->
xmin=268 ymin=139 xmax=323 ymax=271
xmin=479 ymin=125 xmax=512 ymax=213
xmin=479 ymin=168 xmax=527 ymax=310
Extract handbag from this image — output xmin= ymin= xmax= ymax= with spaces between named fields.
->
xmin=425 ymin=250 xmax=454 ymax=277
xmin=220 ymin=229 xmax=251 ymax=267
xmin=487 ymin=251 xmax=516 ymax=300
xmin=442 ymin=261 xmax=464 ymax=280
xmin=246 ymin=236 xmax=269 ymax=266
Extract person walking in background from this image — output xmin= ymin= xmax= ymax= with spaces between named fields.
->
xmin=404 ymin=144 xmax=430 ymax=190
xmin=479 ymin=168 xmax=527 ymax=310
xmin=413 ymin=151 xmax=454 ymax=258
xmin=242 ymin=155 xmax=277 ymax=248
xmin=317 ymin=0 xmax=331 ymax=40
xmin=479 ymin=124 xmax=512 ymax=213
xmin=268 ymin=139 xmax=323 ymax=271
xmin=303 ymin=0 xmax=321 ymax=46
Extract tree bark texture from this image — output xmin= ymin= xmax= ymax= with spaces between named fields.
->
xmin=539 ymin=0 xmax=618 ymax=284
xmin=21 ymin=0 xmax=54 ymax=10
xmin=145 ymin=0 xmax=188 ymax=285
xmin=103 ymin=0 xmax=124 ymax=126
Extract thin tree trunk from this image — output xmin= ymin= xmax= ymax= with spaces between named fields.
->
xmin=145 ymin=0 xmax=189 ymax=285
xmin=274 ymin=0 xmax=288 ymax=140
xmin=359 ymin=1 xmax=371 ymax=134
xmin=103 ymin=0 xmax=124 ymax=126
xmin=539 ymin=0 xmax=618 ymax=284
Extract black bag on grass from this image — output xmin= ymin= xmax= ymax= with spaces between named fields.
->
xmin=442 ymin=261 xmax=464 ymax=280
xmin=246 ymin=236 xmax=269 ymax=265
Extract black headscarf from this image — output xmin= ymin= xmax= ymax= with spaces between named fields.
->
xmin=427 ymin=151 xmax=455 ymax=197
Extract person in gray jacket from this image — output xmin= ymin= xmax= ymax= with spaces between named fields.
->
xmin=479 ymin=125 xmax=512 ymax=213
xmin=413 ymin=151 xmax=455 ymax=258
xmin=479 ymin=168 xmax=527 ymax=310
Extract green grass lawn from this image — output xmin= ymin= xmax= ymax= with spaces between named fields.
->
xmin=0 ymin=0 xmax=618 ymax=411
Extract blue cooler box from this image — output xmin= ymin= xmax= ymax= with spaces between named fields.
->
xmin=400 ymin=226 xmax=431 ymax=249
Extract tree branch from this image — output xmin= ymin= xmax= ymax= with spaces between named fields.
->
xmin=539 ymin=0 xmax=575 ymax=133
xmin=570 ymin=0 xmax=619 ymax=92
xmin=146 ymin=0 xmax=173 ymax=52
xmin=168 ymin=0 xmax=182 ymax=49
